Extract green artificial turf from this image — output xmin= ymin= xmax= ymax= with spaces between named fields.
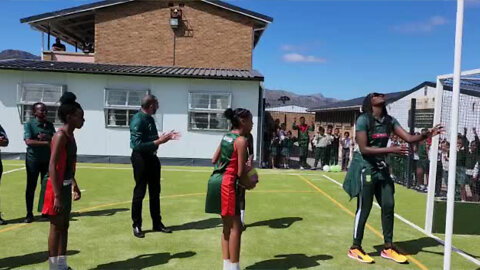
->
xmin=0 ymin=160 xmax=478 ymax=269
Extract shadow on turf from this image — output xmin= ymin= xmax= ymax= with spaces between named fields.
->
xmin=0 ymin=250 xmax=80 ymax=269
xmin=160 ymin=217 xmax=303 ymax=233
xmin=369 ymin=237 xmax=444 ymax=260
xmin=245 ymin=254 xmax=333 ymax=269
xmin=247 ymin=217 xmax=303 ymax=229
xmin=167 ymin=217 xmax=222 ymax=232
xmin=89 ymin=251 xmax=196 ymax=269
xmin=6 ymin=208 xmax=129 ymax=224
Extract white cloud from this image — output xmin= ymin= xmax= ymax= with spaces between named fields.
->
xmin=392 ymin=16 xmax=449 ymax=33
xmin=283 ymin=53 xmax=326 ymax=63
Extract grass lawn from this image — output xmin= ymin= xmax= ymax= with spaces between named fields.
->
xmin=0 ymin=160 xmax=479 ymax=269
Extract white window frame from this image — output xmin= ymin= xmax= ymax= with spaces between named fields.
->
xmin=16 ymin=83 xmax=66 ymax=125
xmin=104 ymin=88 xmax=150 ymax=128
xmin=188 ymin=92 xmax=232 ymax=131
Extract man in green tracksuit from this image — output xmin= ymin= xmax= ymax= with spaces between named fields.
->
xmin=343 ymin=92 xmax=443 ymax=264
xmin=292 ymin=117 xmax=314 ymax=169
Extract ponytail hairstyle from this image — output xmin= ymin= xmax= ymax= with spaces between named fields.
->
xmin=224 ymin=108 xmax=252 ymax=129
xmin=58 ymin=92 xmax=82 ymax=123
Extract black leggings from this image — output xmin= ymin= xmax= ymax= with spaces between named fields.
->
xmin=25 ymin=158 xmax=49 ymax=216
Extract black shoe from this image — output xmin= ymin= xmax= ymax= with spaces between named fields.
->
xmin=0 ymin=217 xmax=7 ymax=225
xmin=24 ymin=215 xmax=34 ymax=223
xmin=153 ymin=223 xmax=172 ymax=233
xmin=133 ymin=226 xmax=145 ymax=238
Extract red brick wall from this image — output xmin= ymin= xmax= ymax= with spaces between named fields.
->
xmin=95 ymin=1 xmax=253 ymax=69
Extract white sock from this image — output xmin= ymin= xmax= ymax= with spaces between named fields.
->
xmin=48 ymin=257 xmax=58 ymax=270
xmin=230 ymin=262 xmax=240 ymax=270
xmin=240 ymin=210 xmax=245 ymax=224
xmin=223 ymin=259 xmax=231 ymax=270
xmin=57 ymin=256 xmax=67 ymax=270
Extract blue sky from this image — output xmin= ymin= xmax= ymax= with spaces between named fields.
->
xmin=1 ymin=0 xmax=480 ymax=99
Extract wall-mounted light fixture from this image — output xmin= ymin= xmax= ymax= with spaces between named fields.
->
xmin=170 ymin=8 xmax=182 ymax=29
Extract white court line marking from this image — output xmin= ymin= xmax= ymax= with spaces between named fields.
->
xmin=2 ymin=167 xmax=25 ymax=175
xmin=321 ymin=174 xmax=480 ymax=267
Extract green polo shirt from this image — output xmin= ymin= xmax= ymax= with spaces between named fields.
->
xmin=129 ymin=111 xmax=159 ymax=153
xmin=356 ymin=113 xmax=400 ymax=163
xmin=24 ymin=118 xmax=56 ymax=161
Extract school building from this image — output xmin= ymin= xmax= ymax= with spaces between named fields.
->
xmin=0 ymin=0 xmax=273 ymax=164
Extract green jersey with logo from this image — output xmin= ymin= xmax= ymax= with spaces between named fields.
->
xmin=356 ymin=113 xmax=400 ymax=165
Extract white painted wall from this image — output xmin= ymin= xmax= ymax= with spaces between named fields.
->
xmin=0 ymin=70 xmax=260 ymax=160
xmin=387 ymin=85 xmax=437 ymax=132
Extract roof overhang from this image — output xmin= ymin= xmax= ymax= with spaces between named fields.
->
xmin=20 ymin=0 xmax=273 ymax=48
xmin=0 ymin=59 xmax=265 ymax=81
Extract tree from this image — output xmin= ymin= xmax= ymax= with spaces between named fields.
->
xmin=278 ymin=96 xmax=290 ymax=105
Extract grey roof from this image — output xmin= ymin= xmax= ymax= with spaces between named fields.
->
xmin=0 ymin=59 xmax=264 ymax=81
xmin=20 ymin=0 xmax=273 ymax=24
xmin=308 ymin=81 xmax=436 ymax=112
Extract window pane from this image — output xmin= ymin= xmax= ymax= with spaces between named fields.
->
xmin=210 ymin=113 xmax=228 ymax=130
xmin=45 ymin=106 xmax=60 ymax=124
xmin=128 ymin=91 xmax=143 ymax=107
xmin=190 ymin=93 xmax=210 ymax=109
xmin=210 ymin=94 xmax=229 ymax=110
xmin=128 ymin=110 xmax=139 ymax=124
xmin=42 ymin=87 xmax=62 ymax=103
xmin=190 ymin=112 xmax=209 ymax=129
xmin=23 ymin=86 xmax=43 ymax=102
xmin=108 ymin=109 xmax=128 ymax=126
xmin=22 ymin=106 xmax=33 ymax=123
xmin=107 ymin=90 xmax=128 ymax=106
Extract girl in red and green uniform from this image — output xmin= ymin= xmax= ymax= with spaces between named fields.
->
xmin=206 ymin=108 xmax=255 ymax=270
xmin=42 ymin=92 xmax=84 ymax=270
xmin=343 ymin=92 xmax=443 ymax=264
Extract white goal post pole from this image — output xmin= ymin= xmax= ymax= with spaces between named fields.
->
xmin=444 ymin=0 xmax=465 ymax=269
xmin=425 ymin=77 xmax=444 ymax=234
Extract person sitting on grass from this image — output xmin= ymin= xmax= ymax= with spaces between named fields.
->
xmin=206 ymin=108 xmax=256 ymax=270
xmin=42 ymin=92 xmax=84 ymax=270
xmin=343 ymin=92 xmax=443 ymax=265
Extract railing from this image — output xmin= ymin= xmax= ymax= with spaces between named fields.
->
xmin=42 ymin=51 xmax=94 ymax=63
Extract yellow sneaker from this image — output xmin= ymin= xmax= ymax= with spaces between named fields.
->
xmin=348 ymin=247 xmax=375 ymax=264
xmin=381 ymin=246 xmax=408 ymax=264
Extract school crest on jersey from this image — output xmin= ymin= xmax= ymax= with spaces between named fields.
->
xmin=223 ymin=135 xmax=234 ymax=143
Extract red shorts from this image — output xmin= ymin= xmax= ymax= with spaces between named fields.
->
xmin=221 ymin=174 xmax=238 ymax=216
xmin=42 ymin=178 xmax=72 ymax=216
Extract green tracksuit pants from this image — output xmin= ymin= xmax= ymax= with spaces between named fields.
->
xmin=353 ymin=169 xmax=395 ymax=246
